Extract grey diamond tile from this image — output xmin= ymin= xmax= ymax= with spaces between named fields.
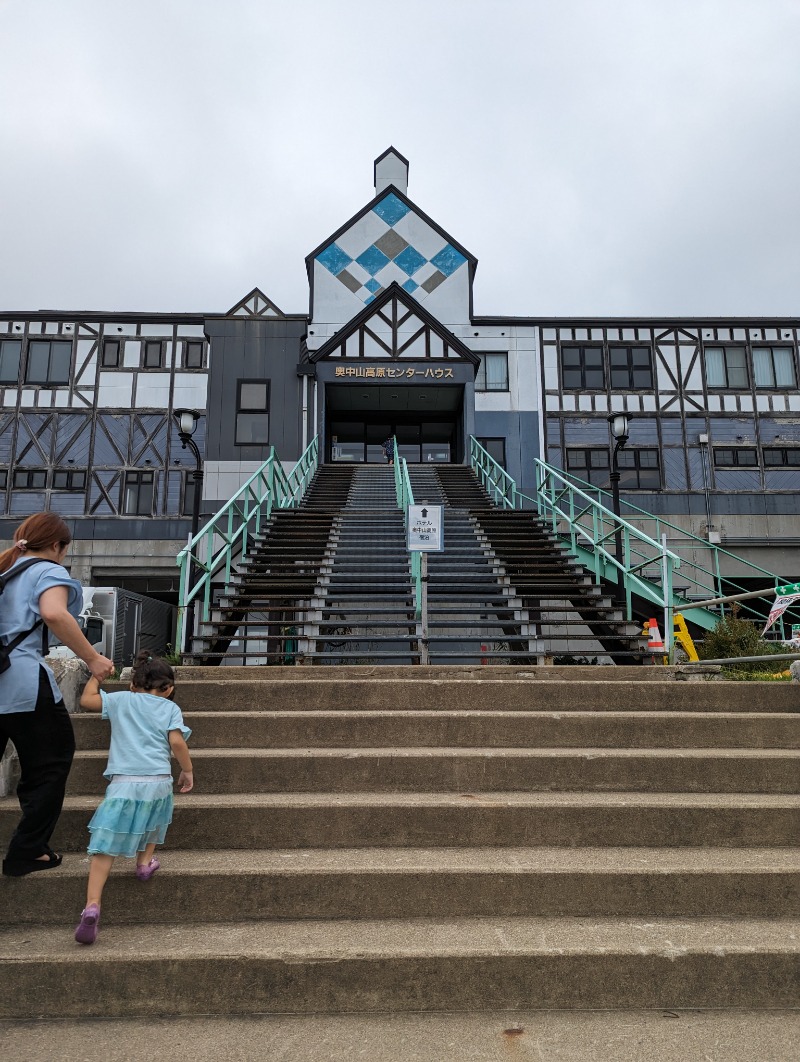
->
xmin=374 ymin=230 xmax=409 ymax=260
xmin=421 ymin=269 xmax=446 ymax=294
xmin=338 ymin=269 xmax=362 ymax=294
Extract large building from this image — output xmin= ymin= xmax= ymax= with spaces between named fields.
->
xmin=2 ymin=148 xmax=799 ymax=591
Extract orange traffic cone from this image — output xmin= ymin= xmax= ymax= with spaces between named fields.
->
xmin=647 ymin=618 xmax=665 ymax=656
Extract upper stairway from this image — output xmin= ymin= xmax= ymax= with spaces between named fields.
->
xmin=192 ymin=462 xmax=645 ymax=665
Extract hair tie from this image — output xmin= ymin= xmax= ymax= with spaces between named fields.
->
xmin=15 ymin=539 xmax=28 ymax=553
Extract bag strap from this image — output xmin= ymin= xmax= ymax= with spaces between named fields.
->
xmin=0 ymin=558 xmax=54 ymax=660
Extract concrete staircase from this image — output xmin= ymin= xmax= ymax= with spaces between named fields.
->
xmin=1 ymin=667 xmax=798 ymax=1018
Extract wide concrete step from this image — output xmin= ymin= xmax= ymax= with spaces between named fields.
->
xmin=6 ymin=848 xmax=798 ymax=925
xmin=13 ymin=792 xmax=799 ymax=852
xmin=70 ymin=710 xmax=800 ymax=751
xmin=125 ymin=678 xmax=800 ymax=713
xmin=2 ymin=916 xmax=798 ymax=1018
xmin=66 ymin=747 xmax=800 ymax=796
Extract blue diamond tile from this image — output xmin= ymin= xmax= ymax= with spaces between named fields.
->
xmin=394 ymin=245 xmax=427 ymax=277
xmin=355 ymin=244 xmax=391 ymax=276
xmin=402 ymin=279 xmax=419 ymax=293
xmin=365 ymin=295 xmax=377 ymax=304
xmin=430 ymin=244 xmax=467 ymax=277
xmin=373 ymin=193 xmax=410 ymax=226
xmin=317 ymin=242 xmax=353 ymax=275
xmin=365 ymin=278 xmax=381 ymax=293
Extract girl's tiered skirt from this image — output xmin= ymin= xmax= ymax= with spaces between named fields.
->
xmin=87 ymin=775 xmax=174 ymax=857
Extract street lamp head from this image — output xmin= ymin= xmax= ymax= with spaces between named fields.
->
xmin=607 ymin=411 xmax=631 ymax=446
xmin=173 ymin=408 xmax=200 ymax=438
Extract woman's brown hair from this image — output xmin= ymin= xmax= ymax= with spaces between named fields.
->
xmin=0 ymin=513 xmax=72 ymax=574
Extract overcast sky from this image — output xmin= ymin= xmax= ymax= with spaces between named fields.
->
xmin=1 ymin=0 xmax=798 ymax=319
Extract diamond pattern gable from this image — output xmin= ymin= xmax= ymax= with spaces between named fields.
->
xmin=310 ymin=284 xmax=479 ymax=365
xmin=310 ymin=187 xmax=475 ymax=312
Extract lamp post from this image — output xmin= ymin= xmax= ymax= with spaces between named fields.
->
xmin=173 ymin=408 xmax=203 ymax=655
xmin=607 ymin=411 xmax=631 ymax=572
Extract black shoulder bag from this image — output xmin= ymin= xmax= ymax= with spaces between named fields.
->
xmin=0 ymin=558 xmax=52 ymax=674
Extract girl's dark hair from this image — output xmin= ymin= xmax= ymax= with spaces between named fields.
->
xmin=0 ymin=513 xmax=72 ymax=574
xmin=131 ymin=650 xmax=175 ymax=693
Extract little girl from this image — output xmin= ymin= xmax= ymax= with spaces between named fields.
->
xmin=74 ymin=651 xmax=194 ymax=945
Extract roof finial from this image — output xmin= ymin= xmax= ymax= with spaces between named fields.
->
xmin=374 ymin=147 xmax=409 ymax=197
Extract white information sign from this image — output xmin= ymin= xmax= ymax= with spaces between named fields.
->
xmin=407 ymin=504 xmax=444 ymax=552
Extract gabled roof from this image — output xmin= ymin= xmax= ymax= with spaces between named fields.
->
xmin=226 ymin=287 xmax=284 ymax=318
xmin=305 ymin=184 xmax=477 ymax=283
xmin=309 ymin=282 xmax=480 ymax=365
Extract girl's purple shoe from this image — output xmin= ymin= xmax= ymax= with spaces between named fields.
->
xmin=136 ymin=857 xmax=160 ymax=882
xmin=74 ymin=903 xmax=100 ymax=945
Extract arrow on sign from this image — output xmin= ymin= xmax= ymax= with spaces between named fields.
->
xmin=421 ymin=508 xmax=428 ymax=517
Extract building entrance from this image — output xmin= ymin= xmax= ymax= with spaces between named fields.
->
xmin=325 ymin=383 xmax=464 ymax=463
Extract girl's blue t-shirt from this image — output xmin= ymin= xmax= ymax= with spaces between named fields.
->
xmin=100 ymin=689 xmax=191 ymax=780
xmin=0 ymin=559 xmax=83 ymax=714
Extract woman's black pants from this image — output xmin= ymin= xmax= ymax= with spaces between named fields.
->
xmin=0 ymin=670 xmax=75 ymax=860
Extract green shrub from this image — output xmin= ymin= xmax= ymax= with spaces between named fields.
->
xmin=699 ymin=606 xmax=785 ymax=674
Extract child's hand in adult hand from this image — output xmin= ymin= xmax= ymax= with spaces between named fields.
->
xmin=177 ymin=770 xmax=194 ymax=793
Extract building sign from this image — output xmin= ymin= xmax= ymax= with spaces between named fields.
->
xmin=334 ymin=366 xmax=455 ymax=379
xmin=408 ymin=504 xmax=443 ymax=552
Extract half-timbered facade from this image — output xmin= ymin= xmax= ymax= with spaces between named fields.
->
xmin=1 ymin=148 xmax=798 ymax=592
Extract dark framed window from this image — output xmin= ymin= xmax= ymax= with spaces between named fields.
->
xmin=0 ymin=339 xmax=22 ymax=384
xmin=52 ymin=469 xmax=87 ymax=490
xmin=123 ymin=471 xmax=154 ymax=514
xmin=183 ymin=340 xmax=204 ymax=369
xmin=25 ymin=340 xmax=72 ymax=384
xmin=713 ymin=447 xmax=758 ymax=468
xmin=476 ymin=437 xmax=506 ymax=469
xmin=102 ymin=339 xmax=121 ymax=368
xmin=475 ymin=353 xmax=508 ymax=392
xmin=0 ymin=470 xmax=7 ymax=489
xmin=617 ymin=448 xmax=661 ymax=489
xmin=753 ymin=346 xmax=796 ymax=389
xmin=235 ymin=379 xmax=270 ymax=445
xmin=182 ymin=471 xmax=199 ymax=516
xmin=763 ymin=447 xmax=800 ymax=467
xmin=14 ymin=469 xmax=47 ymax=489
xmin=143 ymin=340 xmax=164 ymax=368
xmin=609 ymin=346 xmax=653 ymax=389
xmin=561 ymin=345 xmax=604 ymax=389
xmin=565 ymin=447 xmax=610 ymax=486
xmin=704 ymin=345 xmax=748 ymax=389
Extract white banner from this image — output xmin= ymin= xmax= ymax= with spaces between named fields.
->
xmin=762 ymin=593 xmax=800 ymax=634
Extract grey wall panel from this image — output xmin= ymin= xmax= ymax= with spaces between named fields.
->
xmin=205 ymin=319 xmax=305 ymax=464
xmin=473 ymin=410 xmax=540 ymax=492
xmin=661 ymin=449 xmax=688 ymax=490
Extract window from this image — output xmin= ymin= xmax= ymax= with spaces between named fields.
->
xmin=617 ymin=448 xmax=661 ymax=489
xmin=236 ymin=380 xmax=270 ymax=444
xmin=753 ymin=346 xmax=796 ymax=389
xmin=182 ymin=471 xmax=198 ymax=516
xmin=0 ymin=340 xmax=22 ymax=384
xmin=183 ymin=340 xmax=204 ymax=369
xmin=566 ymin=447 xmax=610 ymax=486
xmin=762 ymin=447 xmax=800 ymax=467
xmin=52 ymin=469 xmax=87 ymax=490
xmin=477 ymin=437 xmax=506 ymax=469
xmin=714 ymin=447 xmax=758 ymax=468
xmin=25 ymin=340 xmax=72 ymax=384
xmin=143 ymin=340 xmax=164 ymax=368
xmin=123 ymin=471 xmax=154 ymax=514
xmin=609 ymin=346 xmax=653 ymax=389
xmin=561 ymin=345 xmax=604 ymax=389
xmin=0 ymin=470 xmax=7 ymax=490
xmin=704 ymin=345 xmax=748 ymax=389
xmin=475 ymin=353 xmax=508 ymax=391
xmin=14 ymin=469 xmax=47 ymax=489
xmin=102 ymin=339 xmax=121 ymax=368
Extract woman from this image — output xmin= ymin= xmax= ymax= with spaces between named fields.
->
xmin=0 ymin=513 xmax=114 ymax=877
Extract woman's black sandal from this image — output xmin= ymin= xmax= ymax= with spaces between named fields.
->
xmin=2 ymin=850 xmax=62 ymax=877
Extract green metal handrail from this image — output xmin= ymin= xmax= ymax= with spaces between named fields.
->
xmin=176 ymin=435 xmax=319 ymax=649
xmin=469 ymin=436 xmax=800 ymax=643
xmin=392 ymin=437 xmax=422 ymax=618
